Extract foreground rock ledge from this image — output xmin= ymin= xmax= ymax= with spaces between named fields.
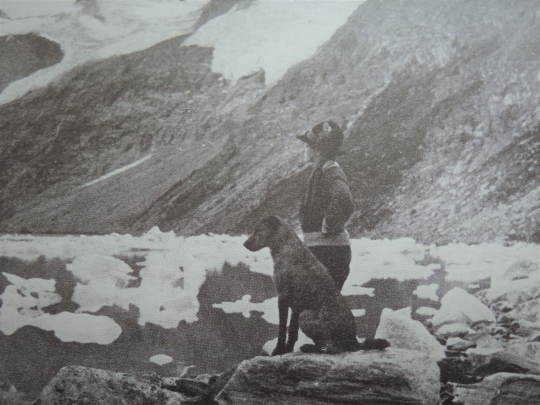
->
xmin=450 ymin=372 xmax=540 ymax=405
xmin=215 ymin=348 xmax=440 ymax=405
xmin=35 ymin=365 xmax=196 ymax=405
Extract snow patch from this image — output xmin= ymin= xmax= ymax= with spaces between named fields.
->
xmin=81 ymin=154 xmax=153 ymax=187
xmin=184 ymin=0 xmax=365 ymax=86
xmin=413 ymin=284 xmax=439 ymax=302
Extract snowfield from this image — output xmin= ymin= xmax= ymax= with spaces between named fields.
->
xmin=0 ymin=0 xmax=210 ymax=104
xmin=0 ymin=0 xmax=365 ymax=104
xmin=183 ymin=0 xmax=365 ymax=85
xmin=0 ymin=228 xmax=538 ymax=345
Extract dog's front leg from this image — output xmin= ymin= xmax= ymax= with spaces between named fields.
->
xmin=272 ymin=297 xmax=289 ymax=356
xmin=285 ymin=307 xmax=300 ymax=353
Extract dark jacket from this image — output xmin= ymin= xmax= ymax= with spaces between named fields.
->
xmin=299 ymin=161 xmax=354 ymax=244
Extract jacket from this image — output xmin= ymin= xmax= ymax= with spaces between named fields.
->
xmin=299 ymin=160 xmax=354 ymax=246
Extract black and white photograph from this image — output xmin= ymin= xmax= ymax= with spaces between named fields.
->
xmin=0 ymin=0 xmax=539 ymax=404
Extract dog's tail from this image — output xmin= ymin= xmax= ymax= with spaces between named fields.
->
xmin=350 ymin=338 xmax=391 ymax=352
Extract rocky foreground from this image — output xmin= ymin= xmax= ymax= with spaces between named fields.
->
xmin=9 ymin=258 xmax=539 ymax=405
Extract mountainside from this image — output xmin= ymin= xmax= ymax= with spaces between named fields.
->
xmin=0 ymin=34 xmax=63 ymax=92
xmin=1 ymin=0 xmax=539 ymax=244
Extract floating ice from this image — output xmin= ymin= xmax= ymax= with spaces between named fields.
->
xmin=431 ymin=288 xmax=496 ymax=328
xmin=149 ymin=354 xmax=174 ymax=366
xmin=0 ymin=230 xmax=538 ymax=345
xmin=413 ymin=284 xmax=439 ymax=302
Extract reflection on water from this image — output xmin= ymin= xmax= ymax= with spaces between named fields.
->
xmin=0 ymin=258 xmax=276 ymax=397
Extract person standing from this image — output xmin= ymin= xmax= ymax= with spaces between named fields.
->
xmin=296 ymin=120 xmax=354 ymax=291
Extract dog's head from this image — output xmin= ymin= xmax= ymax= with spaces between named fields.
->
xmin=243 ymin=215 xmax=283 ymax=252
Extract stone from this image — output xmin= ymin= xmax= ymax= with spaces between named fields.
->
xmin=508 ymin=298 xmax=540 ymax=335
xmin=486 ymin=260 xmax=540 ymax=307
xmin=215 ymin=349 xmax=440 ymax=405
xmin=436 ymin=323 xmax=475 ymax=340
xmin=35 ymin=365 xmax=194 ymax=405
xmin=446 ymin=337 xmax=476 ymax=351
xmin=438 ymin=357 xmax=480 ymax=385
xmin=495 ymin=341 xmax=540 ymax=374
xmin=450 ymin=372 xmax=540 ymax=405
xmin=375 ymin=308 xmax=446 ymax=361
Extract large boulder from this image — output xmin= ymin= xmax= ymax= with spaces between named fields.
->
xmin=35 ymin=365 xmax=214 ymax=404
xmin=431 ymin=288 xmax=496 ymax=328
xmin=450 ymin=372 xmax=540 ymax=405
xmin=485 ymin=260 xmax=540 ymax=308
xmin=495 ymin=341 xmax=540 ymax=374
xmin=215 ymin=349 xmax=440 ymax=405
xmin=375 ymin=307 xmax=446 ymax=361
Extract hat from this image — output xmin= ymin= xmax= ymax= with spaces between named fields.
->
xmin=296 ymin=120 xmax=344 ymax=156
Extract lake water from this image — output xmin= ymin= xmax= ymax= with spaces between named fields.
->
xmin=0 ymin=231 xmax=536 ymax=397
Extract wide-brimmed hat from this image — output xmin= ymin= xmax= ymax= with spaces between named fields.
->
xmin=296 ymin=120 xmax=344 ymax=156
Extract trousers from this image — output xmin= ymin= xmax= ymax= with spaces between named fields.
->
xmin=308 ymin=245 xmax=351 ymax=291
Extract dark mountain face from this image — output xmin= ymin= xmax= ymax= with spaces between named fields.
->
xmin=0 ymin=34 xmax=63 ymax=92
xmin=1 ymin=0 xmax=539 ymax=244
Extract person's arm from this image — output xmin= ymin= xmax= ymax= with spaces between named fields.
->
xmin=322 ymin=170 xmax=354 ymax=236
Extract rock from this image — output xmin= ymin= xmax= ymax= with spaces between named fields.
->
xmin=375 ymin=308 xmax=446 ymax=361
xmin=465 ymin=348 xmax=505 ymax=367
xmin=439 ymin=355 xmax=528 ymax=386
xmin=35 ymin=365 xmax=200 ymax=404
xmin=446 ymin=337 xmax=476 ymax=351
xmin=474 ymin=358 xmax=529 ymax=377
xmin=474 ymin=334 xmax=505 ymax=350
xmin=436 ymin=323 xmax=476 ymax=340
xmin=485 ymin=260 xmax=540 ymax=308
xmin=438 ymin=357 xmax=480 ymax=385
xmin=495 ymin=341 xmax=540 ymax=374
xmin=431 ymin=288 xmax=496 ymax=328
xmin=416 ymin=306 xmax=438 ymax=318
xmin=450 ymin=372 xmax=540 ymax=405
xmin=508 ymin=298 xmax=540 ymax=335
xmin=215 ymin=349 xmax=440 ymax=405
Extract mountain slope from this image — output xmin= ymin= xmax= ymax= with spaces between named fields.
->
xmin=1 ymin=0 xmax=539 ymax=244
xmin=0 ymin=34 xmax=63 ymax=92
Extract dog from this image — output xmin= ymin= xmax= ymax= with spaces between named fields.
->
xmin=244 ymin=215 xmax=390 ymax=355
